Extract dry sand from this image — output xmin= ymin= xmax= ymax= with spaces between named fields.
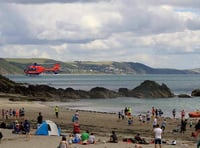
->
xmin=0 ymin=96 xmax=198 ymax=148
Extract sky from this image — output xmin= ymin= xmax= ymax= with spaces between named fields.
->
xmin=1 ymin=0 xmax=200 ymax=69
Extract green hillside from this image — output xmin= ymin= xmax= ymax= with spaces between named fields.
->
xmin=0 ymin=58 xmax=197 ymax=75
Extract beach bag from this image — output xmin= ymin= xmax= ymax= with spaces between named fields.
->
xmin=171 ymin=140 xmax=176 ymax=145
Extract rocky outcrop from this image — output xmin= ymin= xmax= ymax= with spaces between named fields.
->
xmin=0 ymin=74 xmax=176 ymax=100
xmin=89 ymin=87 xmax=120 ymax=98
xmin=119 ymin=80 xmax=174 ymax=98
xmin=178 ymin=94 xmax=191 ymax=98
xmin=191 ymin=89 xmax=200 ymax=97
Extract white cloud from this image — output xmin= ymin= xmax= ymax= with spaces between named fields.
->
xmin=50 ymin=44 xmax=68 ymax=54
xmin=0 ymin=0 xmax=200 ymax=69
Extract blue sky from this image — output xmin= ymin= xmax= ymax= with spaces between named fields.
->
xmin=1 ymin=0 xmax=200 ymax=69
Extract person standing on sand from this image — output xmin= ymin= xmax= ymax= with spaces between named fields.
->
xmin=153 ymin=124 xmax=162 ymax=148
xmin=1 ymin=109 xmax=4 ymax=119
xmin=195 ymin=120 xmax=200 ymax=148
xmin=37 ymin=112 xmax=43 ymax=128
xmin=153 ymin=117 xmax=158 ymax=129
xmin=73 ymin=120 xmax=80 ymax=134
xmin=180 ymin=119 xmax=187 ymax=135
xmin=181 ymin=110 xmax=185 ymax=120
xmin=23 ymin=119 xmax=31 ymax=140
xmin=152 ymin=107 xmax=155 ymax=117
xmin=161 ymin=119 xmax=166 ymax=133
xmin=55 ymin=106 xmax=59 ymax=119
xmin=172 ymin=109 xmax=176 ymax=118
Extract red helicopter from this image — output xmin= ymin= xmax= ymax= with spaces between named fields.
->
xmin=24 ymin=63 xmax=60 ymax=75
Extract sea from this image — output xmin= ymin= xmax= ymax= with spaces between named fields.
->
xmin=5 ymin=74 xmax=200 ymax=118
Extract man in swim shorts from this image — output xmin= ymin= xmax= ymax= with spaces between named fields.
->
xmin=153 ymin=124 xmax=162 ymax=148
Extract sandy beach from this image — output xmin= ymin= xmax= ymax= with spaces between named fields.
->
xmin=0 ymin=96 xmax=198 ymax=148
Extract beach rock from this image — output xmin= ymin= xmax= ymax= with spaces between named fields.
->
xmin=118 ymin=88 xmax=129 ymax=96
xmin=178 ymin=94 xmax=191 ymax=98
xmin=0 ymin=74 xmax=175 ymax=100
xmin=0 ymin=74 xmax=17 ymax=93
xmin=191 ymin=89 xmax=200 ymax=96
xmin=62 ymin=87 xmax=90 ymax=99
xmin=129 ymin=80 xmax=174 ymax=98
xmin=89 ymin=87 xmax=119 ymax=98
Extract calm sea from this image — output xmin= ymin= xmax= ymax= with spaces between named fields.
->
xmin=5 ymin=74 xmax=200 ymax=118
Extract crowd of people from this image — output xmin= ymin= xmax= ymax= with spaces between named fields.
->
xmin=116 ymin=106 xmax=200 ymax=148
xmin=1 ymin=105 xmax=200 ymax=148
xmin=1 ymin=108 xmax=25 ymax=120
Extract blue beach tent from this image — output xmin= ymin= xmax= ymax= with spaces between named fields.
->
xmin=35 ymin=120 xmax=61 ymax=136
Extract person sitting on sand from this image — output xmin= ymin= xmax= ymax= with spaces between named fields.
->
xmin=68 ymin=134 xmax=73 ymax=146
xmin=58 ymin=135 xmax=69 ymax=148
xmin=81 ymin=130 xmax=89 ymax=144
xmin=134 ymin=133 xmax=148 ymax=144
xmin=110 ymin=131 xmax=118 ymax=143
xmin=13 ymin=120 xmax=21 ymax=134
xmin=88 ymin=133 xmax=95 ymax=144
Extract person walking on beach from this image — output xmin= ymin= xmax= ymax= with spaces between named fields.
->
xmin=153 ymin=124 xmax=162 ymax=148
xmin=55 ymin=106 xmax=59 ymax=119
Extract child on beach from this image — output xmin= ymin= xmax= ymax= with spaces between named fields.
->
xmin=190 ymin=120 xmax=193 ymax=128
xmin=88 ymin=133 xmax=95 ymax=144
xmin=58 ymin=136 xmax=69 ymax=148
xmin=23 ymin=119 xmax=31 ymax=140
xmin=68 ymin=134 xmax=73 ymax=146
xmin=161 ymin=119 xmax=166 ymax=133
xmin=110 ymin=131 xmax=118 ymax=143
